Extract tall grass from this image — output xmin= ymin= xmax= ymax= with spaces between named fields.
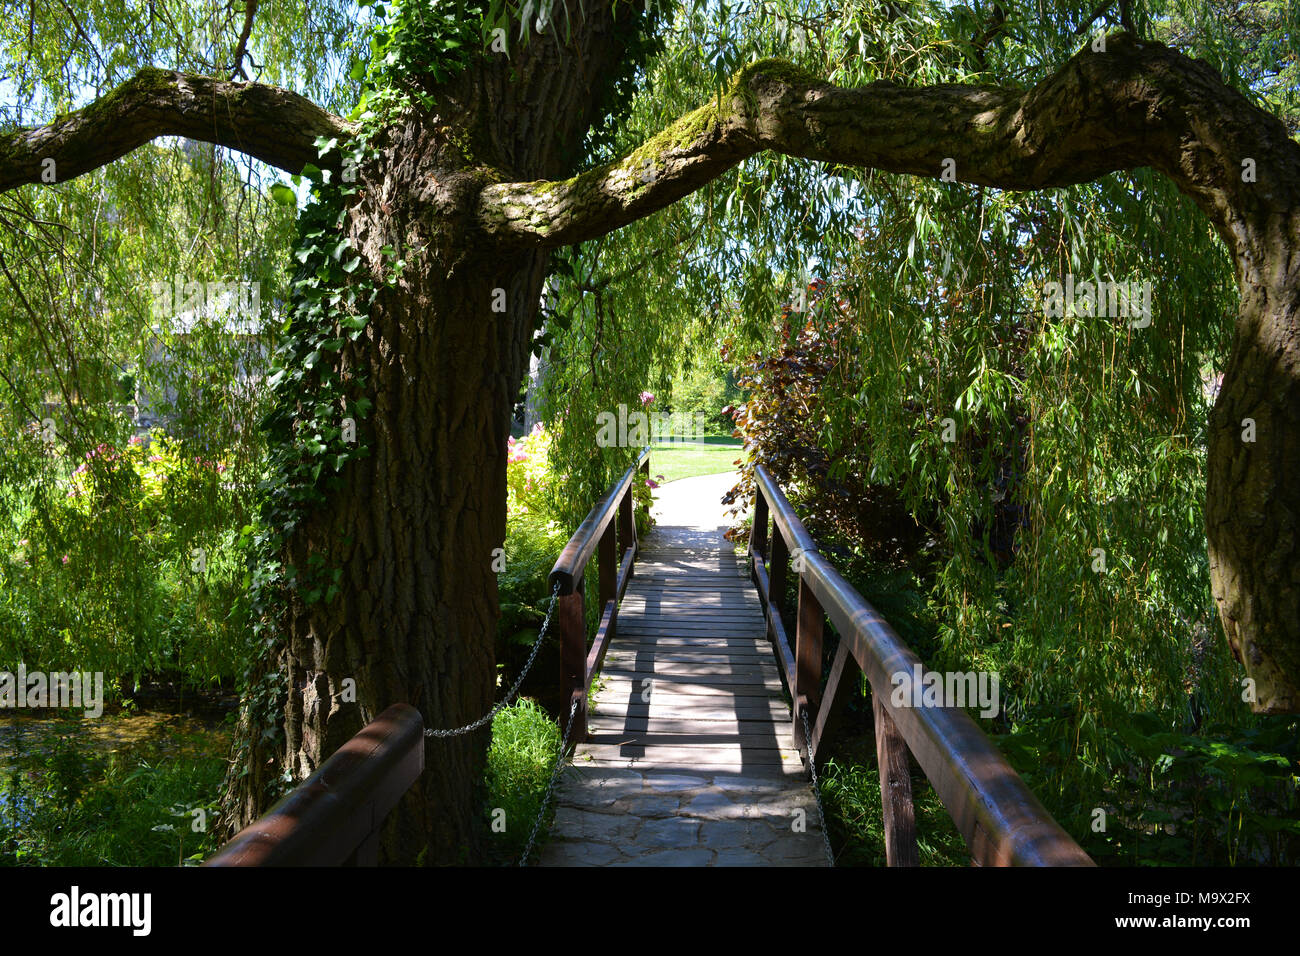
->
xmin=483 ymin=698 xmax=562 ymax=864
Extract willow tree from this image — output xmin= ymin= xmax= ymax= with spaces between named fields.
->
xmin=3 ymin=0 xmax=1298 ymax=862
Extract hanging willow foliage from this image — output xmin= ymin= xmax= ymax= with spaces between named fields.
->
xmin=536 ymin=0 xmax=1291 ymax=816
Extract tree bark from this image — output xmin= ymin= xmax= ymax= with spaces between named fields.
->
xmin=220 ymin=5 xmax=640 ymax=863
xmin=0 ymin=68 xmax=352 ymax=190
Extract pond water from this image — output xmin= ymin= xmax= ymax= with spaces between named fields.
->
xmin=0 ymin=708 xmax=231 ymax=822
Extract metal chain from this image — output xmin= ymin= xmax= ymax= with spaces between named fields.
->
xmin=518 ymin=695 xmax=579 ymax=866
xmin=424 ymin=582 xmax=560 ymax=738
xmin=800 ymin=705 xmax=837 ymax=868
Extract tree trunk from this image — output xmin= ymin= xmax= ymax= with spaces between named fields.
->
xmin=219 ymin=8 xmax=636 ymax=862
xmin=1208 ymin=281 xmax=1300 ymax=713
xmin=272 ymin=181 xmax=549 ymax=861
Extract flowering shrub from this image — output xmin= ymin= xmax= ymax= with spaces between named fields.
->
xmin=505 ymin=423 xmax=554 ymax=517
xmin=631 ymin=475 xmax=657 ymax=539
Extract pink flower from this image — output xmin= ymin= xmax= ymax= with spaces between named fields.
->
xmin=531 ymin=422 xmax=544 ymax=434
xmin=148 ymin=455 xmax=163 ymax=463
xmin=61 ymin=555 xmax=69 ymax=565
xmin=639 ymin=391 xmax=655 ymax=406
xmin=645 ymin=479 xmax=659 ymax=490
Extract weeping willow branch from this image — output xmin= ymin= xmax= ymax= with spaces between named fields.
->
xmin=0 ymin=67 xmax=354 ymax=192
xmin=479 ymin=32 xmax=1298 ymax=274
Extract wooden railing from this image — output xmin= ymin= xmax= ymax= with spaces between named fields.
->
xmin=548 ymin=448 xmax=650 ymax=742
xmin=750 ymin=465 xmax=1094 ymax=867
xmin=205 ymin=703 xmax=424 ymax=866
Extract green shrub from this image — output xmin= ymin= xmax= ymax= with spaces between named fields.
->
xmin=0 ymin=429 xmax=253 ymax=690
xmin=483 ymin=698 xmax=562 ymax=863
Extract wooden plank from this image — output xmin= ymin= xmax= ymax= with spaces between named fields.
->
xmin=615 ymin=545 xmax=636 ymax=603
xmin=574 ymin=743 xmax=806 ymax=767
xmin=619 ymin=620 xmax=765 ymax=632
xmin=595 ymin=678 xmax=786 ymax=698
xmin=622 ymin=604 xmax=762 ymax=613
xmin=618 ymin=598 xmax=759 ymax=606
xmin=584 ymin=731 xmax=788 ymax=749
xmin=874 ymin=691 xmax=919 ymax=867
xmin=608 ymin=638 xmax=770 ymax=652
xmin=572 ymin=759 xmax=811 ymax=782
xmin=598 ymin=670 xmax=782 ymax=688
xmin=604 ymin=646 xmax=776 ymax=662
xmin=584 ymin=599 xmax=618 ymax=691
xmin=793 ymin=576 xmax=825 ymax=751
xmin=590 ymin=696 xmax=792 ymax=716
xmin=811 ymin=639 xmax=860 ymax=760
xmin=598 ymin=665 xmax=780 ymax=681
xmin=558 ymin=589 xmax=588 ymax=741
xmin=587 ymin=716 xmax=788 ymax=736
xmin=628 ymin=578 xmax=751 ymax=587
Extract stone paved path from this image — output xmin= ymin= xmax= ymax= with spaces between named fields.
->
xmin=539 ymin=472 xmax=828 ymax=866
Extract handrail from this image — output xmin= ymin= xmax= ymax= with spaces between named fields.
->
xmin=204 ymin=703 xmax=424 ymax=866
xmin=548 ymin=447 xmax=650 ymax=742
xmin=549 ymin=447 xmax=650 ymax=595
xmin=749 ymin=464 xmax=1093 ymax=867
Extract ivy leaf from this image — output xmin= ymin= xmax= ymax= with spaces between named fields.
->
xmin=270 ymin=183 xmax=296 ymax=206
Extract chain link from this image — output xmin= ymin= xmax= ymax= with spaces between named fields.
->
xmin=800 ymin=704 xmax=837 ymax=868
xmin=518 ymin=695 xmax=579 ymax=866
xmin=424 ymin=582 xmax=560 ymax=738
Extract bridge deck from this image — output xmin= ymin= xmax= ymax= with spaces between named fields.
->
xmin=540 ymin=474 xmax=828 ymax=866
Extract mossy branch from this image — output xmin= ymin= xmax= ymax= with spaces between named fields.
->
xmin=477 ymin=35 xmax=1300 ymax=272
xmin=0 ymin=67 xmax=355 ymax=193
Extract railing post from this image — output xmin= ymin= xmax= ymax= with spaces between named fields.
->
xmin=618 ymin=483 xmax=635 ymax=561
xmin=752 ymin=486 xmax=769 ymax=560
xmin=769 ymin=522 xmax=788 ymax=619
xmin=598 ymin=519 xmax=617 ymax=610
xmin=793 ymin=577 xmax=825 ymax=755
xmin=558 ymin=582 xmax=588 ymax=743
xmin=873 ymin=693 xmax=919 ymax=867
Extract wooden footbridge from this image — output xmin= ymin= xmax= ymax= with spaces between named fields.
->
xmin=208 ymin=451 xmax=1093 ymax=868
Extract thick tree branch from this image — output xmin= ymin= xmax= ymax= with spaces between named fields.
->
xmin=0 ymin=67 xmax=354 ymax=193
xmin=479 ymin=33 xmax=1300 ymax=274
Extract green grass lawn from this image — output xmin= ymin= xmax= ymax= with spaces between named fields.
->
xmin=648 ymin=438 xmax=744 ymax=484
